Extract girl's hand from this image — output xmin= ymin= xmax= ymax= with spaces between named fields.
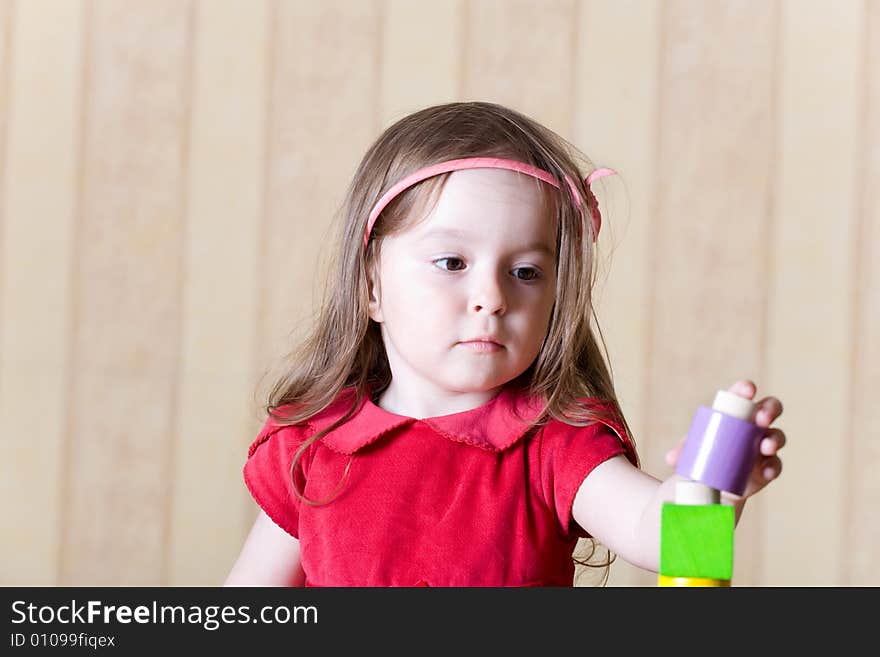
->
xmin=664 ymin=379 xmax=786 ymax=501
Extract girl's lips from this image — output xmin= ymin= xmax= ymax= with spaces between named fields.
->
xmin=459 ymin=340 xmax=503 ymax=353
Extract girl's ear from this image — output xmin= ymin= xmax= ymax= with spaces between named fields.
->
xmin=366 ymin=261 xmax=383 ymax=323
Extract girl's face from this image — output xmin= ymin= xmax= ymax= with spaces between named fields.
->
xmin=368 ymin=168 xmax=558 ymax=409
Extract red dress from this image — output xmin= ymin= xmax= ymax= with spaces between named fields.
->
xmin=243 ymin=382 xmax=638 ymax=587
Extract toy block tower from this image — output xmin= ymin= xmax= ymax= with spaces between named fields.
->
xmin=659 ymin=481 xmax=734 ymax=586
xmin=659 ymin=390 xmax=763 ymax=587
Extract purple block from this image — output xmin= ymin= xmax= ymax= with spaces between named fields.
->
xmin=675 ymin=406 xmax=764 ymax=496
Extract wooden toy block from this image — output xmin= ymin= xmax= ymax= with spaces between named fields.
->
xmin=659 ymin=502 xmax=735 ymax=581
xmin=657 ymin=575 xmax=730 ymax=587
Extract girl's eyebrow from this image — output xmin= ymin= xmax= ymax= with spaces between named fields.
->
xmin=420 ymin=227 xmax=555 ymax=258
xmin=421 ymin=227 xmax=466 ymax=239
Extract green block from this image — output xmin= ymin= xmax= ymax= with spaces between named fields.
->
xmin=660 ymin=503 xmax=735 ymax=580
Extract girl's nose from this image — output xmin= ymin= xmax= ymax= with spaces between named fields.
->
xmin=470 ymin=273 xmax=507 ymax=315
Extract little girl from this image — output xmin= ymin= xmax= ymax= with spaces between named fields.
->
xmin=225 ymin=101 xmax=786 ymax=587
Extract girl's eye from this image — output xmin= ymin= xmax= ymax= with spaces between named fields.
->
xmin=433 ymin=258 xmax=543 ymax=282
xmin=434 ymin=257 xmax=466 ymax=272
xmin=513 ymin=267 xmax=542 ymax=282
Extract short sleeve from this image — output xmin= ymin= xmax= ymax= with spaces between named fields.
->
xmin=539 ymin=417 xmax=639 ymax=540
xmin=242 ymin=417 xmax=313 ymax=539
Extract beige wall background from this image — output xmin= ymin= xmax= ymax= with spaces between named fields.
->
xmin=0 ymin=0 xmax=876 ymax=587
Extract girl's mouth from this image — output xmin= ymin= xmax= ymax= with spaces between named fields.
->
xmin=458 ymin=340 xmax=503 ymax=353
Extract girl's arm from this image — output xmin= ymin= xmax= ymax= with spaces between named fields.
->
xmin=573 ymin=381 xmax=784 ymax=572
xmin=224 ymin=509 xmax=306 ymax=586
xmin=571 ymin=456 xmax=746 ymax=573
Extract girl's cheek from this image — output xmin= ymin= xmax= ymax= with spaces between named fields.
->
xmin=416 ymin=269 xmax=456 ymax=290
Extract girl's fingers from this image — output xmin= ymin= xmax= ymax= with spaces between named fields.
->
xmin=728 ymin=379 xmax=756 ymax=399
xmin=753 ymin=396 xmax=784 ymax=427
xmin=760 ymin=427 xmax=786 ymax=454
xmin=759 ymin=455 xmax=783 ymax=481
xmin=665 ymin=437 xmax=685 ymax=467
xmin=725 ymin=380 xmax=784 ymax=428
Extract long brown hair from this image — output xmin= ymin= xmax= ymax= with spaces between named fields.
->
xmin=260 ymin=101 xmax=638 ymax=584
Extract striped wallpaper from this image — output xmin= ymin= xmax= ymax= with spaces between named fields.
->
xmin=0 ymin=0 xmax=877 ymax=586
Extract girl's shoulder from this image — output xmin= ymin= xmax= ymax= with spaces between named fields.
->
xmin=247 ymin=407 xmax=315 ymax=459
xmin=247 ymin=387 xmax=361 ymax=458
xmin=537 ymin=397 xmax=639 ymax=468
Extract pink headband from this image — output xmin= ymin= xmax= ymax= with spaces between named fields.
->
xmin=363 ymin=156 xmax=617 ymax=249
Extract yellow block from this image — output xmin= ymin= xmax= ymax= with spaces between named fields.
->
xmin=658 ymin=575 xmax=731 ymax=587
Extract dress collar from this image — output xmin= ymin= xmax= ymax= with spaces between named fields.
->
xmin=308 ymin=382 xmax=549 ymax=455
